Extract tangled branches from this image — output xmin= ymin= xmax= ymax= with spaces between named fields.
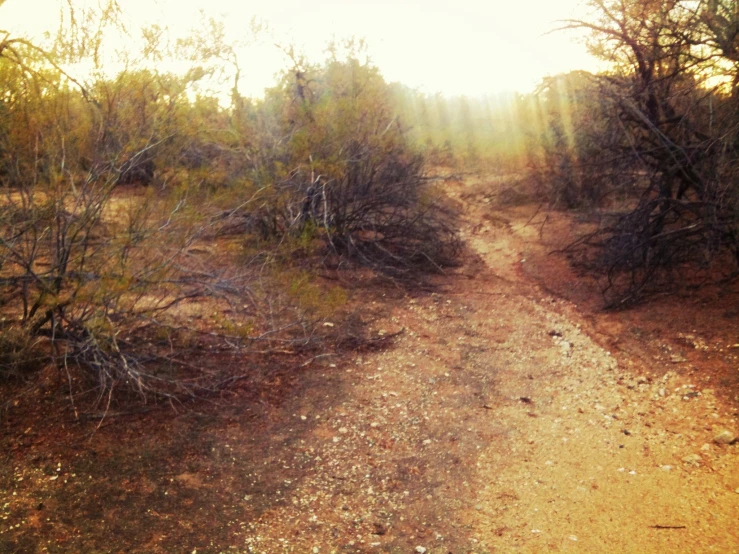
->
xmin=282 ymin=145 xmax=461 ymax=276
xmin=552 ymin=0 xmax=739 ymax=307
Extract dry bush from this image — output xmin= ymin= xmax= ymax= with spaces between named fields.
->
xmin=553 ymin=0 xmax=739 ymax=308
xmin=275 ymin=144 xmax=461 ymax=276
xmin=524 ymin=73 xmax=638 ymax=211
xmin=0 ymin=23 xmax=452 ymax=411
xmin=0 ymin=155 xmax=343 ymax=407
xmin=229 ymin=52 xmax=461 ymax=277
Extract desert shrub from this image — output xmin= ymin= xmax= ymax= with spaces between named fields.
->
xmin=0 ymin=15 xmax=449 ymax=409
xmin=555 ymin=0 xmax=739 ymax=307
xmin=236 ymin=50 xmax=461 ymax=275
xmin=524 ymin=72 xmax=637 ymax=210
xmin=0 ymin=161 xmax=337 ymax=404
xmin=0 ymin=52 xmax=311 ymax=404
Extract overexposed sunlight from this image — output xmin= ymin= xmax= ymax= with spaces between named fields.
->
xmin=2 ymin=0 xmax=599 ymax=97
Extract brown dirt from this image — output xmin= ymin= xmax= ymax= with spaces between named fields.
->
xmin=1 ymin=173 xmax=738 ymax=553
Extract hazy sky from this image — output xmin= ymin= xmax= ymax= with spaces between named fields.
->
xmin=1 ymin=0 xmax=598 ymax=97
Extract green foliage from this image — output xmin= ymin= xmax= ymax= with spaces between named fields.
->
xmin=282 ymin=270 xmax=347 ymax=319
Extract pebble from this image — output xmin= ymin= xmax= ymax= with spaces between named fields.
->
xmin=713 ymin=430 xmax=736 ymax=445
xmin=682 ymin=454 xmax=701 ymax=465
xmin=415 ymin=547 xmax=427 ymax=553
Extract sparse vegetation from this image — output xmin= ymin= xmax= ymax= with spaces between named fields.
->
xmin=0 ymin=5 xmax=459 ymax=407
xmin=3 ymin=3 xmax=739 ymax=554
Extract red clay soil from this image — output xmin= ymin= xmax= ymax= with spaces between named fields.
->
xmin=1 ymin=173 xmax=738 ymax=553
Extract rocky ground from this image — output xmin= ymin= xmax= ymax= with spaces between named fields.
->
xmin=1 ymin=173 xmax=738 ymax=553
xmin=233 ymin=176 xmax=739 ymax=553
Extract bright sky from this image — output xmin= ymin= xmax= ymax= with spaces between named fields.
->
xmin=1 ymin=0 xmax=598 ymax=97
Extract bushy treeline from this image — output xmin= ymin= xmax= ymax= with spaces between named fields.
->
xmin=0 ymin=10 xmax=459 ymax=403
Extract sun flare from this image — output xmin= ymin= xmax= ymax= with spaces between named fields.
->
xmin=2 ymin=0 xmax=598 ymax=98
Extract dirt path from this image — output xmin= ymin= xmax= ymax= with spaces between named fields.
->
xmin=237 ymin=177 xmax=739 ymax=553
xmin=2 ymin=175 xmax=738 ymax=553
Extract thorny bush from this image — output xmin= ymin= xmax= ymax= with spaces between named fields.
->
xmin=541 ymin=1 xmax=739 ymax=307
xmin=223 ymin=53 xmax=461 ymax=276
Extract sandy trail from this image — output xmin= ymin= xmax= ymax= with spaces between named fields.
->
xmin=2 ymin=174 xmax=738 ymax=554
xmin=237 ymin=176 xmax=739 ymax=553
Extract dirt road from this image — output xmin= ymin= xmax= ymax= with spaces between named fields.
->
xmin=237 ymin=176 xmax=739 ymax=553
xmin=2 ymin=175 xmax=738 ymax=553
